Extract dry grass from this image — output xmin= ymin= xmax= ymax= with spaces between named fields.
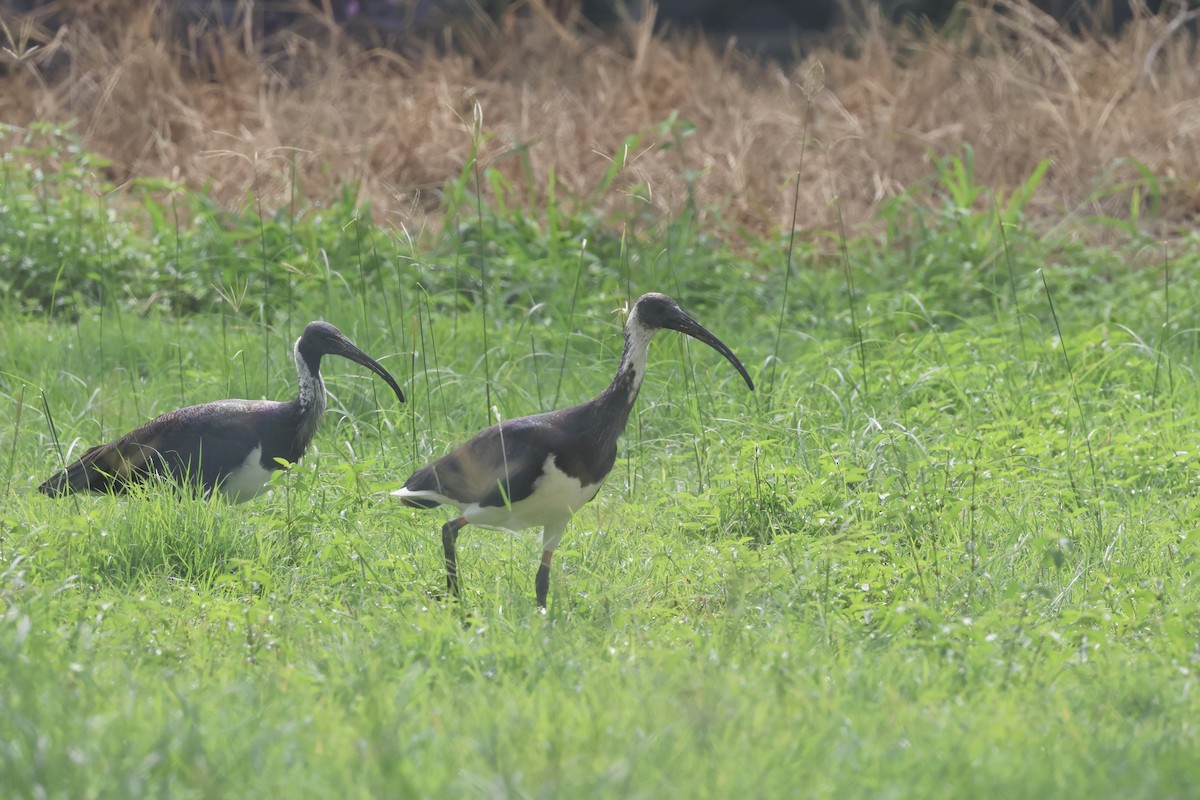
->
xmin=1 ymin=0 xmax=1198 ymax=241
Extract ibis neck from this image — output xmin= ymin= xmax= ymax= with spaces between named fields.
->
xmin=293 ymin=343 xmax=327 ymax=445
xmin=591 ymin=322 xmax=654 ymax=430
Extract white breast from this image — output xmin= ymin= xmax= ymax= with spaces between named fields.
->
xmin=394 ymin=455 xmax=603 ymax=533
xmin=463 ymin=455 xmax=602 ymax=532
xmin=217 ymin=446 xmax=274 ymax=503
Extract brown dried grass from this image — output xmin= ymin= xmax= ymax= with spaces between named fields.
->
xmin=1 ymin=0 xmax=1197 ymax=242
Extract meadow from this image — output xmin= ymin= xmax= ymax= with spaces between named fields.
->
xmin=1 ymin=119 xmax=1198 ymax=798
xmin=3 ymin=3 xmax=1200 ymax=797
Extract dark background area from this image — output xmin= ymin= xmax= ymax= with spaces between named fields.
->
xmin=0 ymin=1 xmax=1172 ymax=60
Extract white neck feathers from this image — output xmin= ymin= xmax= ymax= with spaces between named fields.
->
xmin=295 ymin=340 xmax=327 ymax=414
xmin=616 ymin=307 xmax=656 ymax=396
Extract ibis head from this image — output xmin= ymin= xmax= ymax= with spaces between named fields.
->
xmin=627 ymin=293 xmax=755 ymax=392
xmin=297 ymin=321 xmax=405 ymax=404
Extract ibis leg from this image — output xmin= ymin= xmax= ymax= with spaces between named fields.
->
xmin=537 ymin=519 xmax=568 ymax=610
xmin=442 ymin=518 xmax=467 ymax=598
xmin=535 ymin=550 xmax=552 ymax=609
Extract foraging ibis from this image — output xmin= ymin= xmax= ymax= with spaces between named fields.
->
xmin=393 ymin=292 xmax=754 ymax=608
xmin=39 ymin=321 xmax=404 ymax=502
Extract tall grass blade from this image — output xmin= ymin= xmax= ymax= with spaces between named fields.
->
xmin=1039 ymin=269 xmax=1100 ymax=538
xmin=528 ymin=310 xmax=543 ymax=410
xmin=5 ymin=384 xmax=25 ymax=496
xmin=354 ymin=216 xmax=370 ymax=325
xmin=994 ymin=197 xmax=1029 ymax=365
xmin=553 ymin=238 xmax=587 ymax=409
xmin=770 ymin=173 xmax=802 ymax=397
xmin=252 ymin=155 xmax=271 ymax=383
xmin=409 ymin=313 xmax=420 ymax=467
xmin=417 ymin=284 xmax=448 ymax=427
xmin=835 ymin=200 xmax=868 ymax=396
xmin=40 ymin=388 xmax=63 ymax=472
xmin=770 ymin=62 xmax=820 ymax=396
xmin=1151 ymin=246 xmax=1173 ymax=407
xmin=471 ymin=105 xmax=493 ymax=416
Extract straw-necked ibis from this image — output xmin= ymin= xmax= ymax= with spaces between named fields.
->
xmin=393 ymin=293 xmax=754 ymax=608
xmin=39 ymin=321 xmax=404 ymax=502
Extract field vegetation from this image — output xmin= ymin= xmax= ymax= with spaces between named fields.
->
xmin=2 ymin=1 xmax=1200 ymax=797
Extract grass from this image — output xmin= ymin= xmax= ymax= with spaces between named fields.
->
xmin=2 ymin=117 xmax=1200 ymax=797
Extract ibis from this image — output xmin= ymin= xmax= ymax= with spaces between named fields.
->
xmin=39 ymin=321 xmax=405 ymax=502
xmin=393 ymin=292 xmax=754 ymax=608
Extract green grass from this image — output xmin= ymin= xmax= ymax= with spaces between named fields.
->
xmin=3 ymin=126 xmax=1200 ymax=797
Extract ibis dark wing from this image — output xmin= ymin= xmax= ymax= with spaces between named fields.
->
xmin=39 ymin=400 xmax=277 ymax=496
xmin=403 ymin=417 xmax=557 ymax=509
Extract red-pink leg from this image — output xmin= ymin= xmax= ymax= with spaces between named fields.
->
xmin=442 ymin=518 xmax=467 ymax=598
xmin=535 ymin=549 xmax=552 ymax=608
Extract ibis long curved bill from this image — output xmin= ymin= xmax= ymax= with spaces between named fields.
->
xmin=393 ymin=292 xmax=754 ymax=609
xmin=325 ymin=332 xmax=406 ymax=404
xmin=659 ymin=306 xmax=755 ymax=391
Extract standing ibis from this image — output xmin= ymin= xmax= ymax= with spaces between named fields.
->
xmin=392 ymin=292 xmax=755 ymax=608
xmin=39 ymin=321 xmax=405 ymax=502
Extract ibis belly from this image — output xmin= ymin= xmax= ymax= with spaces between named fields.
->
xmin=462 ymin=455 xmax=602 ymax=531
xmin=217 ymin=446 xmax=274 ymax=502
